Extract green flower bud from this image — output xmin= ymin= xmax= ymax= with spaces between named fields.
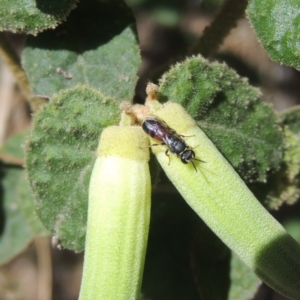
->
xmin=79 ymin=126 xmax=151 ymax=300
xmin=146 ymin=101 xmax=300 ymax=300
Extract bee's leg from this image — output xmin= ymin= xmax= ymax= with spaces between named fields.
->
xmin=189 ymin=145 xmax=199 ymax=150
xmin=179 ymin=134 xmax=194 ymax=138
xmin=165 ymin=149 xmax=170 ymax=165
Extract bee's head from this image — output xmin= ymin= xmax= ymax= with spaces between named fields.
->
xmin=181 ymin=149 xmax=205 ymax=172
xmin=180 ymin=150 xmax=195 ymax=164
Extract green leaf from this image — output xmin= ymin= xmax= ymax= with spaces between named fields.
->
xmin=25 ymin=85 xmax=121 ymax=251
xmin=0 ymin=133 xmax=48 ymax=265
xmin=0 ymin=0 xmax=77 ymax=35
xmin=252 ymin=107 xmax=300 ymax=210
xmin=248 ymin=0 xmax=300 ymax=70
xmin=256 ymin=130 xmax=300 ymax=210
xmin=250 ymin=108 xmax=300 ymax=212
xmin=0 ymin=168 xmax=48 ymax=265
xmin=228 ymin=253 xmax=261 ymax=299
xmin=159 ymin=56 xmax=283 ymax=183
xmin=22 ymin=0 xmax=140 ymax=102
xmin=281 ymin=106 xmax=300 ymax=137
xmin=0 ymin=131 xmax=27 ymax=159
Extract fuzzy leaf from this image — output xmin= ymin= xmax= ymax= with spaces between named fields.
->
xmin=159 ymin=56 xmax=283 ymax=183
xmin=22 ymin=0 xmax=140 ymax=102
xmin=0 ymin=131 xmax=26 ymax=159
xmin=281 ymin=106 xmax=300 ymax=137
xmin=250 ymin=107 xmax=300 ymax=210
xmin=0 ymin=132 xmax=48 ymax=265
xmin=26 ymin=86 xmax=121 ymax=251
xmin=0 ymin=0 xmax=77 ymax=35
xmin=248 ymin=0 xmax=300 ymax=70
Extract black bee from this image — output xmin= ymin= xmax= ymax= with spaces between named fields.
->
xmin=142 ymin=116 xmax=204 ymax=171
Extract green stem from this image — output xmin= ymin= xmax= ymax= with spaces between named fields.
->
xmin=189 ymin=0 xmax=248 ymax=58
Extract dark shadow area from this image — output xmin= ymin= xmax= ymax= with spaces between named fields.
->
xmin=142 ymin=189 xmax=231 ymax=300
xmin=254 ymin=233 xmax=300 ymax=300
xmin=142 ymin=192 xmax=202 ymax=299
xmin=126 ymin=0 xmax=187 ymax=11
xmin=254 ymin=282 xmax=290 ymax=300
xmin=191 ymin=223 xmax=231 ymax=300
xmin=28 ymin=0 xmax=137 ymax=53
xmin=52 ymin=248 xmax=83 ymax=300
xmin=272 ymin=199 xmax=300 ymax=225
xmin=35 ymin=0 xmax=76 ymax=15
xmin=134 ymin=25 xmax=188 ymax=104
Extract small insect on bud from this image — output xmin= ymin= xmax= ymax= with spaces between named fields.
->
xmin=142 ymin=115 xmax=205 ymax=172
xmin=79 ymin=126 xmax=151 ymax=300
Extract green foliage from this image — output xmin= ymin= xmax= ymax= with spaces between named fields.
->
xmin=251 ymin=107 xmax=300 ymax=210
xmin=283 ymin=218 xmax=300 ymax=244
xmin=22 ymin=0 xmax=140 ymax=101
xmin=23 ymin=0 xmax=140 ymax=252
xmin=159 ymin=56 xmax=283 ymax=183
xmin=26 ymin=86 xmax=121 ymax=251
xmin=248 ymin=0 xmax=300 ymax=70
xmin=0 ymin=0 xmax=77 ymax=35
xmin=281 ymin=106 xmax=300 ymax=136
xmin=1 ymin=131 xmax=27 ymax=158
xmin=0 ymin=132 xmax=48 ymax=265
xmin=1 ymin=0 xmax=300 ymax=298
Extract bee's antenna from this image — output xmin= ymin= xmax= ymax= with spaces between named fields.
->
xmin=194 ymin=158 xmax=206 ymax=163
xmin=191 ymin=160 xmax=198 ymax=172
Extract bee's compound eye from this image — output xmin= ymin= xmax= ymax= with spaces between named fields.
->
xmin=181 ymin=150 xmax=195 ymax=164
xmin=181 ymin=157 xmax=188 ymax=164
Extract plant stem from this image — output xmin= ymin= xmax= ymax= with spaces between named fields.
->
xmin=189 ymin=0 xmax=248 ymax=58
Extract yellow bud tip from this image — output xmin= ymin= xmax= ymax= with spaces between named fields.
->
xmin=97 ymin=126 xmax=150 ymax=161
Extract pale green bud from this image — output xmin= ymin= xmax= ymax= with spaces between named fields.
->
xmin=79 ymin=126 xmax=151 ymax=300
xmin=146 ymin=101 xmax=300 ymax=300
